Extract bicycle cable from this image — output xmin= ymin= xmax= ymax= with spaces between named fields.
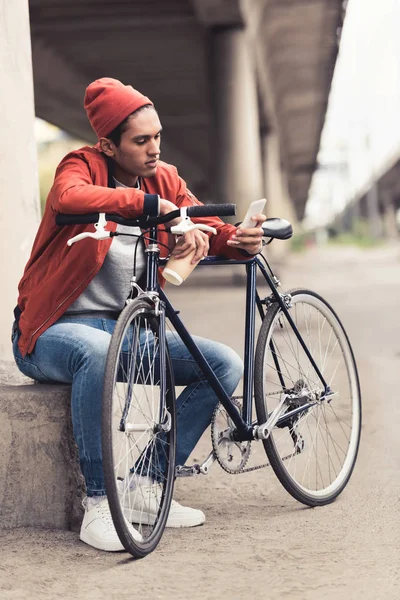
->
xmin=111 ymin=228 xmax=173 ymax=282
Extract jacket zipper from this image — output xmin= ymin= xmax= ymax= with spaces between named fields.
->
xmin=27 ymin=265 xmax=99 ymax=353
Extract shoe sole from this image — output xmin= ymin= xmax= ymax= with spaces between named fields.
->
xmin=124 ymin=508 xmax=205 ymax=528
xmin=80 ymin=529 xmax=125 ymax=552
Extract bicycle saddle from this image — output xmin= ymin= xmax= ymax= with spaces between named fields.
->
xmin=261 ymin=218 xmax=293 ymax=240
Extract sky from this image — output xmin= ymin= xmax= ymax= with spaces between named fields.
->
xmin=306 ymin=0 xmax=400 ymax=226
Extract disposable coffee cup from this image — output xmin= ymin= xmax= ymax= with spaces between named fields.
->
xmin=163 ymin=249 xmax=200 ymax=286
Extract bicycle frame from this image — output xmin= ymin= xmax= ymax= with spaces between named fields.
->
xmin=144 ymin=224 xmax=331 ymax=444
xmin=58 ymin=207 xmax=361 ymax=553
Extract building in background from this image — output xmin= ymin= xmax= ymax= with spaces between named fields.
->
xmin=306 ymin=0 xmax=400 ymax=239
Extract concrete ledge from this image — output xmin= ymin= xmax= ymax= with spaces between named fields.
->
xmin=0 ymin=364 xmax=84 ymax=532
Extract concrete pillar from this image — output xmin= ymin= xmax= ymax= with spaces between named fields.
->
xmin=211 ymin=27 xmax=264 ymax=220
xmin=348 ymin=196 xmax=361 ymax=234
xmin=261 ymin=131 xmax=296 ymax=261
xmin=366 ymin=182 xmax=382 ymax=239
xmin=262 ymin=132 xmax=296 ymax=222
xmin=381 ymin=190 xmax=398 ymax=239
xmin=0 ymin=0 xmax=40 ymax=360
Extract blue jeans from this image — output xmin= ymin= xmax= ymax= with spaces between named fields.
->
xmin=12 ymin=315 xmax=243 ymax=496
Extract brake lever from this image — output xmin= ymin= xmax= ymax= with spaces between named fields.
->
xmin=170 ymin=216 xmax=217 ymax=236
xmin=67 ymin=213 xmax=111 ymax=246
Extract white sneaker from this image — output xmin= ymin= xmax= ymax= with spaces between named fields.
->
xmin=80 ymin=497 xmax=143 ymax=551
xmin=123 ymin=483 xmax=205 ymax=528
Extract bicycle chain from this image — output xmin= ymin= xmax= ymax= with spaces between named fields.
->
xmin=231 ymin=451 xmax=296 ymax=474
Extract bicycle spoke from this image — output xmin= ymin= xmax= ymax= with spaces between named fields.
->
xmin=102 ymin=301 xmax=176 ymax=557
xmin=255 ymin=290 xmax=361 ymax=505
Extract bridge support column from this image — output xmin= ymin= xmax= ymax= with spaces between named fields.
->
xmin=366 ymin=182 xmax=382 ymax=239
xmin=211 ymin=27 xmax=264 ymax=220
xmin=381 ymin=190 xmax=398 ymax=239
xmin=261 ymin=131 xmax=296 ymax=261
xmin=0 ymin=0 xmax=40 ymax=360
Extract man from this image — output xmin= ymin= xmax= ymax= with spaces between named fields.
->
xmin=12 ymin=78 xmax=265 ymax=552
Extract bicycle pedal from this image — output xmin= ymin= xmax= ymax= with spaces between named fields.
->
xmin=175 ymin=464 xmax=201 ymax=478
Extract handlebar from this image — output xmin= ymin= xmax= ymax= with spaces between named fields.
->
xmin=55 ymin=203 xmax=237 ymax=246
xmin=55 ymin=203 xmax=236 ymax=228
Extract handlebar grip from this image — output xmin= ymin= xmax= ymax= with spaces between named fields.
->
xmin=56 ymin=213 xmax=100 ymax=226
xmin=186 ymin=204 xmax=236 ymax=218
xmin=56 ymin=213 xmax=144 ymax=227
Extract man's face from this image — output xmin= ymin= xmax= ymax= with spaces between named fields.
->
xmin=110 ymin=109 xmax=162 ymax=179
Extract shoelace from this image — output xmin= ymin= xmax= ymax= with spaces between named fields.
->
xmin=96 ymin=501 xmax=116 ymax=528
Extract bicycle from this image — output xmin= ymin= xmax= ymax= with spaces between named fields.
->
xmin=56 ymin=203 xmax=362 ymax=559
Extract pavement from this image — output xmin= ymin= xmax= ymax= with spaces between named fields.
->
xmin=1 ymin=241 xmax=400 ymax=600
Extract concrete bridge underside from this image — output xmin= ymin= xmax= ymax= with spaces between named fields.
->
xmin=29 ymin=0 xmax=344 ymax=220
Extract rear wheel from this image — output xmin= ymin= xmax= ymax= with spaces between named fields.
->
xmin=102 ymin=299 xmax=176 ymax=557
xmin=254 ymin=289 xmax=361 ymax=506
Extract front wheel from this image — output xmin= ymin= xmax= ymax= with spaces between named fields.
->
xmin=102 ymin=299 xmax=176 ymax=558
xmin=254 ymin=289 xmax=361 ymax=506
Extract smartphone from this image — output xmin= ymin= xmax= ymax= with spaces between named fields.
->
xmin=239 ymin=198 xmax=267 ymax=228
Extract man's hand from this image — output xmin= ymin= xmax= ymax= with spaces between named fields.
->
xmin=159 ymin=199 xmax=181 ymax=226
xmin=170 ymin=229 xmax=210 ymax=264
xmin=226 ymin=213 xmax=266 ymax=254
xmin=159 ymin=200 xmax=210 ymax=262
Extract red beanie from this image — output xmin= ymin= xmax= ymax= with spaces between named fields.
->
xmin=84 ymin=77 xmax=153 ymax=139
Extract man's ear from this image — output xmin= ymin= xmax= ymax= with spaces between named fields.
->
xmin=99 ymin=137 xmax=115 ymax=157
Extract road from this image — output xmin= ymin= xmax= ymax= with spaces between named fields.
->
xmin=1 ymin=242 xmax=399 ymax=599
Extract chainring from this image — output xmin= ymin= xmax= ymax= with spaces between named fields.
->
xmin=211 ymin=397 xmax=251 ymax=474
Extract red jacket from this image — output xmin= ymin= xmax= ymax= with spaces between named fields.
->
xmin=16 ymin=145 xmax=244 ymax=356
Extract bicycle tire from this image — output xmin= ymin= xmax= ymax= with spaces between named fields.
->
xmin=102 ymin=298 xmax=176 ymax=557
xmin=254 ymin=289 xmax=361 ymax=506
